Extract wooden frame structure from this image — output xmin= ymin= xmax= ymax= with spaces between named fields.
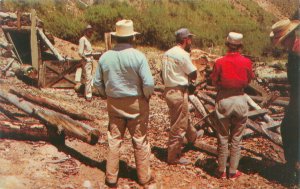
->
xmin=1 ymin=10 xmax=81 ymax=88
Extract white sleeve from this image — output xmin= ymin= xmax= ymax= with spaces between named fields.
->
xmin=78 ymin=38 xmax=85 ymax=58
xmin=180 ymin=55 xmax=197 ymax=75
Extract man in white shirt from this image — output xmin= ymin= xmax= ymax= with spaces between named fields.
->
xmin=162 ymin=28 xmax=199 ymax=165
xmin=75 ymin=25 xmax=94 ymax=101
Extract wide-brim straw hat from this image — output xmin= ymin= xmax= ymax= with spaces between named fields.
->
xmin=111 ymin=19 xmax=140 ymax=37
xmin=270 ymin=19 xmax=300 ymax=45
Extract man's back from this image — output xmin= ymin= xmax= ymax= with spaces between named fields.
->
xmin=162 ymin=46 xmax=196 ymax=87
xmin=211 ymin=52 xmax=253 ymax=89
xmin=99 ymin=44 xmax=153 ymax=98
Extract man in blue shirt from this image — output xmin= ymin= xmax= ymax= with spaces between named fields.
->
xmin=93 ymin=20 xmax=155 ymax=188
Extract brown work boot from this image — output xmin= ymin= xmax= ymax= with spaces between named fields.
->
xmin=105 ymin=180 xmax=118 ymax=189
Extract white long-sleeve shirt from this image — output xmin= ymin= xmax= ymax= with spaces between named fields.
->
xmin=78 ymin=35 xmax=93 ymax=62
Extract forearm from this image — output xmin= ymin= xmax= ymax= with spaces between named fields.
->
xmin=143 ymin=85 xmax=154 ymax=100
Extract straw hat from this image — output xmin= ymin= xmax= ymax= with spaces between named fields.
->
xmin=226 ymin=32 xmax=243 ymax=45
xmin=270 ymin=19 xmax=300 ymax=45
xmin=111 ymin=19 xmax=139 ymax=37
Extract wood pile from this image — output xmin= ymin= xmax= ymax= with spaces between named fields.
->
xmin=154 ymin=49 xmax=289 ymax=162
xmin=0 ymin=89 xmax=101 ymax=145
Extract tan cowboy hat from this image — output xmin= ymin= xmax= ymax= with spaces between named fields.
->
xmin=270 ymin=19 xmax=300 ymax=45
xmin=111 ymin=19 xmax=140 ymax=37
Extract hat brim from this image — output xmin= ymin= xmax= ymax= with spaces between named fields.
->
xmin=270 ymin=20 xmax=300 ymax=45
xmin=110 ymin=31 xmax=140 ymax=37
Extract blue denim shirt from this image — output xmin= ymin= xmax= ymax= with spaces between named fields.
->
xmin=93 ymin=43 xmax=154 ymax=98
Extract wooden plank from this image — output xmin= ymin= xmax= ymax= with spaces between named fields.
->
xmin=30 ymin=9 xmax=39 ymax=70
xmin=45 ymin=63 xmax=77 ymax=87
xmin=247 ymin=119 xmax=282 ymax=146
xmin=37 ymin=29 xmax=64 ymax=61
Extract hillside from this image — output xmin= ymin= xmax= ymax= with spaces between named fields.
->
xmin=2 ymin=0 xmax=299 ymax=57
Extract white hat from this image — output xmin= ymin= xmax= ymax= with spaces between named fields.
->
xmin=270 ymin=19 xmax=300 ymax=45
xmin=85 ymin=25 xmax=93 ymax=30
xmin=111 ymin=19 xmax=140 ymax=37
xmin=227 ymin=32 xmax=243 ymax=45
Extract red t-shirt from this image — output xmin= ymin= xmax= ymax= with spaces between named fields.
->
xmin=210 ymin=52 xmax=254 ymax=89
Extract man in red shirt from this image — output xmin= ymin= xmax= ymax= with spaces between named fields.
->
xmin=210 ymin=32 xmax=254 ymax=180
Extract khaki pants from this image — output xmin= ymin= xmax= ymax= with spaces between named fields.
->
xmin=164 ymin=87 xmax=197 ymax=163
xmin=75 ymin=61 xmax=93 ymax=98
xmin=215 ymin=94 xmax=248 ymax=174
xmin=106 ymin=96 xmax=151 ymax=185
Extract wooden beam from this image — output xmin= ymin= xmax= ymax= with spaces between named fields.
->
xmin=30 ymin=9 xmax=39 ymax=70
xmin=37 ymin=29 xmax=64 ymax=61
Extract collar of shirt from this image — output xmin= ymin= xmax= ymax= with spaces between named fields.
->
xmin=226 ymin=51 xmax=241 ymax=57
xmin=113 ymin=43 xmax=133 ymax=51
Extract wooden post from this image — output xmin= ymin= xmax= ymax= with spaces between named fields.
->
xmin=17 ymin=11 xmax=21 ymax=29
xmin=104 ymin=32 xmax=111 ymax=51
xmin=30 ymin=9 xmax=39 ymax=70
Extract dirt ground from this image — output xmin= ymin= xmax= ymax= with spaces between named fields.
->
xmin=0 ymin=22 xmax=298 ymax=188
xmin=0 ymin=47 xmax=298 ymax=189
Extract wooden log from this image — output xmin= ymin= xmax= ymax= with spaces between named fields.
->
xmin=0 ymin=120 xmax=48 ymax=141
xmin=247 ymin=109 xmax=268 ymax=118
xmin=189 ymin=95 xmax=219 ymax=134
xmin=265 ymin=77 xmax=288 ymax=83
xmin=194 ymin=140 xmax=283 ymax=163
xmin=268 ymin=83 xmax=290 ymax=90
xmin=246 ymin=119 xmax=282 ymax=146
xmin=194 ymin=141 xmax=217 ymax=156
xmin=1 ymin=59 xmax=15 ymax=73
xmin=203 ymin=90 xmax=288 ymax=107
xmin=196 ymin=91 xmax=215 ymax=106
xmin=10 ymin=89 xmax=94 ymax=121
xmin=0 ymin=90 xmax=100 ymax=145
xmin=37 ymin=29 xmax=64 ymax=61
xmin=245 ymin=94 xmax=274 ymax=123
